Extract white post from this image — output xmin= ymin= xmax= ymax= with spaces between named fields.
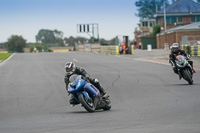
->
xmin=147 ymin=44 xmax=152 ymax=51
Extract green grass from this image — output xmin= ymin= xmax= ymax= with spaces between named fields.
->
xmin=0 ymin=53 xmax=13 ymax=61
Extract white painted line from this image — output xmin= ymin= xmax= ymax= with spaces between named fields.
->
xmin=0 ymin=53 xmax=15 ymax=66
xmin=73 ymin=59 xmax=78 ymax=62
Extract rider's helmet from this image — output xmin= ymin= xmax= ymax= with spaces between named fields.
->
xmin=171 ymin=43 xmax=179 ymax=52
xmin=65 ymin=62 xmax=76 ymax=75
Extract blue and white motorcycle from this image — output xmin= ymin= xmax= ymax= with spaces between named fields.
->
xmin=68 ymin=75 xmax=111 ymax=112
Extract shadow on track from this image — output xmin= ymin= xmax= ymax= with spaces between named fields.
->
xmin=165 ymin=83 xmax=200 ymax=86
xmin=66 ymin=110 xmax=112 ymax=114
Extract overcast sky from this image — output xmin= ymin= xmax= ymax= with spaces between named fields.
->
xmin=0 ymin=0 xmax=141 ymax=43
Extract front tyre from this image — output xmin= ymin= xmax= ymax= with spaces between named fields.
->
xmin=78 ymin=94 xmax=95 ymax=112
xmin=184 ymin=69 xmax=193 ymax=85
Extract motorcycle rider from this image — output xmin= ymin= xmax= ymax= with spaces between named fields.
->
xmin=64 ymin=62 xmax=107 ymax=105
xmin=169 ymin=43 xmax=195 ymax=79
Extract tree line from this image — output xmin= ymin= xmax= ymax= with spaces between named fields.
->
xmin=0 ymin=29 xmax=117 ymax=53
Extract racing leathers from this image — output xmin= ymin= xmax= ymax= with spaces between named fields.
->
xmin=64 ymin=67 xmax=106 ymax=105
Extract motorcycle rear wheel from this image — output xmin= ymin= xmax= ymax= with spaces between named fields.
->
xmin=102 ymin=98 xmax=111 ymax=111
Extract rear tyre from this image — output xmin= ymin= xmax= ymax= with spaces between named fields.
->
xmin=102 ymin=98 xmax=111 ymax=111
xmin=103 ymin=104 xmax=111 ymax=111
xmin=78 ymin=94 xmax=95 ymax=112
xmin=184 ymin=69 xmax=193 ymax=85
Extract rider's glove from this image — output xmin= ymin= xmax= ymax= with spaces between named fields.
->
xmin=85 ymin=76 xmax=91 ymax=81
xmin=186 ymin=53 xmax=190 ymax=60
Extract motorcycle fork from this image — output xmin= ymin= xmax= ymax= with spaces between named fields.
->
xmin=178 ymin=68 xmax=184 ymax=78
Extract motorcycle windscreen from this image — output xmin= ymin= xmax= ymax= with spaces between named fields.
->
xmin=68 ymin=75 xmax=86 ymax=92
xmin=69 ymin=74 xmax=79 ymax=83
xmin=176 ymin=55 xmax=186 ymax=67
xmin=84 ymin=83 xmax=100 ymax=98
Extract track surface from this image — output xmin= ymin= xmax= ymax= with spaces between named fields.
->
xmin=0 ymin=52 xmax=200 ymax=133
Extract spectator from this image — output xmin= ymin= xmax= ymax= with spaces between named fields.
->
xmin=119 ymin=44 xmax=123 ymax=54
xmin=139 ymin=43 xmax=142 ymax=49
xmin=134 ymin=41 xmax=137 ymax=49
xmin=122 ymin=43 xmax=126 ymax=54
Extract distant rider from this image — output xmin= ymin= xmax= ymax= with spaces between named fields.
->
xmin=64 ymin=62 xmax=107 ymax=105
xmin=169 ymin=43 xmax=195 ymax=79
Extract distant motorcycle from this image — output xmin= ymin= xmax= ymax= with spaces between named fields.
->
xmin=68 ymin=75 xmax=111 ymax=112
xmin=175 ymin=55 xmax=194 ymax=85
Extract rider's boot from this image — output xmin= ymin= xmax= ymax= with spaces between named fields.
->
xmin=179 ymin=74 xmax=182 ymax=80
xmin=98 ymin=84 xmax=107 ymax=96
xmin=192 ymin=69 xmax=196 ymax=73
xmin=93 ymin=79 xmax=107 ymax=96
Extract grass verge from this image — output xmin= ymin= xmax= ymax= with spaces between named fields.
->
xmin=0 ymin=53 xmax=13 ymax=62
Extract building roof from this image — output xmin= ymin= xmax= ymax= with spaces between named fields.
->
xmin=159 ymin=22 xmax=200 ymax=35
xmin=157 ymin=0 xmax=200 ymax=16
xmin=140 ymin=19 xmax=156 ymax=22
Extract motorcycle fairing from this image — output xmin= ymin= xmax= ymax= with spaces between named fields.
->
xmin=68 ymin=76 xmax=87 ymax=93
xmin=84 ymin=83 xmax=100 ymax=98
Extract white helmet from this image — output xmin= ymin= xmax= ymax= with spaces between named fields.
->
xmin=171 ymin=43 xmax=179 ymax=52
xmin=65 ymin=62 xmax=76 ymax=75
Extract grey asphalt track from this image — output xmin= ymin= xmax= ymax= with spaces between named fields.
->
xmin=0 ymin=52 xmax=200 ymax=133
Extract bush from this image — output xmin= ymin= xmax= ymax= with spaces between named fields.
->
xmin=0 ymin=43 xmax=5 ymax=49
xmin=29 ymin=43 xmax=47 ymax=52
xmin=152 ymin=25 xmax=161 ymax=37
xmin=5 ymin=35 xmax=26 ymax=53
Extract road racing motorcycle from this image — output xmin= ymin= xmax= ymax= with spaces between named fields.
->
xmin=175 ymin=55 xmax=194 ymax=85
xmin=68 ymin=75 xmax=111 ymax=112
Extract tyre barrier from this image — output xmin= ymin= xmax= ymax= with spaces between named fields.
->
xmin=190 ymin=46 xmax=200 ymax=56
xmin=76 ymin=44 xmax=120 ymax=55
xmin=53 ymin=49 xmax=69 ymax=53
xmin=131 ymin=45 xmax=134 ymax=55
xmin=181 ymin=45 xmax=200 ymax=56
xmin=100 ymin=46 xmax=119 ymax=55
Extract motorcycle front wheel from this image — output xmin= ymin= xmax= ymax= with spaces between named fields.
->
xmin=78 ymin=94 xmax=95 ymax=112
xmin=183 ymin=69 xmax=193 ymax=85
